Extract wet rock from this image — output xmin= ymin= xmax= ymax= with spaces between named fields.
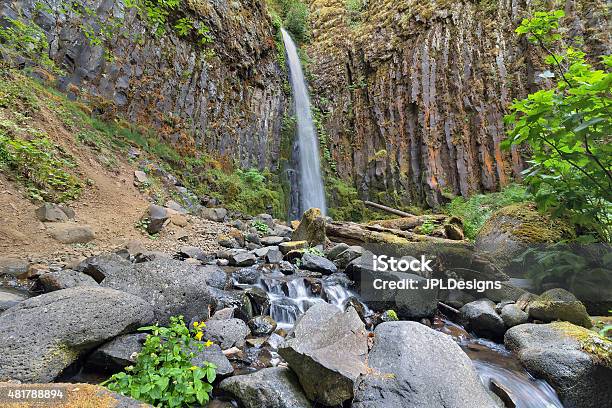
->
xmin=88 ymin=333 xmax=147 ymax=371
xmin=300 ymin=253 xmax=337 ymax=274
xmin=501 ymin=304 xmax=529 ymax=328
xmin=292 ymin=208 xmax=326 ymax=246
xmin=191 ymin=343 xmax=233 ymax=377
xmin=333 ymin=246 xmax=364 ymax=269
xmin=325 ymin=243 xmax=349 ymax=260
xmin=35 ymin=203 xmax=73 ymax=222
xmin=147 ymin=204 xmax=169 ymax=234
xmin=353 ymin=321 xmax=498 ymax=408
xmin=220 ymin=367 xmax=312 ymax=408
xmin=233 ymin=266 xmax=261 ymax=284
xmin=260 ymin=236 xmax=285 ymax=246
xmin=201 ymin=208 xmax=227 ymax=223
xmin=0 ymin=289 xmax=27 ymax=312
xmin=199 ymin=265 xmax=228 ymax=290
xmin=527 ymin=288 xmax=592 ymax=328
xmin=265 ymin=249 xmax=283 ymax=264
xmin=203 ymin=318 xmax=250 ymax=349
xmin=279 ymin=261 xmax=296 ymax=275
xmin=39 ymin=269 xmax=99 ymax=292
xmin=210 ymin=307 xmax=235 ymax=320
xmin=229 ymin=251 xmax=257 ymax=267
xmin=505 ymin=322 xmax=612 ymax=408
xmin=0 ymin=287 xmax=153 ymax=382
xmin=98 ymin=258 xmax=215 ymax=324
xmin=49 ymin=224 xmax=95 ymax=244
xmin=0 ymin=257 xmax=29 ymax=277
xmin=461 ymin=299 xmax=506 ymax=340
xmin=279 ymin=241 xmax=308 ymax=255
xmin=248 ymin=315 xmax=277 ymax=335
xmin=278 ymin=303 xmax=368 ymax=406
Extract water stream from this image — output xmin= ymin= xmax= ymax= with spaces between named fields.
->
xmin=246 ymin=270 xmax=564 ymax=408
xmin=281 ymin=28 xmax=327 ymax=216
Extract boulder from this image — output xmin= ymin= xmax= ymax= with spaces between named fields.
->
xmin=248 ymin=315 xmax=277 ymax=335
xmin=253 ymin=213 xmax=275 ymax=229
xmin=219 ymin=367 xmax=312 ymax=408
xmin=202 ymin=318 xmax=250 ymax=349
xmin=39 ymin=269 xmax=99 ymax=292
xmin=300 ymin=253 xmax=337 ymax=275
xmin=279 ymin=241 xmax=308 ymax=255
xmin=88 ymin=333 xmax=147 ymax=371
xmin=232 ymin=266 xmax=261 ymax=285
xmin=191 ymin=343 xmax=233 ymax=377
xmin=325 ymin=243 xmax=349 ymax=260
xmin=201 ymin=207 xmax=227 ymax=222
xmin=278 ymin=303 xmax=368 ymax=406
xmin=333 ymin=246 xmax=364 ymax=269
xmin=76 ymin=253 xmax=131 ymax=283
xmin=527 ymin=288 xmax=592 ymax=328
xmin=0 ymin=287 xmax=153 ymax=382
xmin=0 ymin=289 xmax=27 ymax=312
xmin=147 ymin=204 xmax=168 ymax=234
xmin=265 ymin=249 xmax=283 ymax=264
xmin=49 ymin=224 xmax=95 ymax=244
xmin=500 ymin=303 xmax=529 ymax=328
xmin=166 ymin=200 xmax=187 ymax=214
xmin=178 ymin=245 xmax=206 ymax=261
xmin=198 ymin=265 xmax=228 ymax=290
xmin=0 ymin=257 xmax=28 ymax=277
xmin=260 ymin=236 xmax=285 ymax=246
xmin=483 ymin=280 xmax=527 ymax=302
xmin=229 ymin=251 xmax=257 ymax=267
xmin=505 ymin=322 xmax=612 ymax=408
xmin=353 ymin=321 xmax=499 ymax=408
xmin=292 ymin=208 xmax=326 ymax=246
xmin=461 ymin=299 xmax=506 ymax=340
xmin=35 ymin=203 xmax=72 ymax=222
xmin=475 ymin=203 xmax=573 ymax=275
xmin=98 ymin=258 xmax=216 ymax=324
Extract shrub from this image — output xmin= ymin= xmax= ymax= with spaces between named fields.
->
xmin=504 ymin=10 xmax=612 ymax=242
xmin=284 ymin=1 xmax=310 ymax=43
xmin=252 ymin=219 xmax=271 ymax=234
xmin=102 ymin=316 xmax=216 ymax=408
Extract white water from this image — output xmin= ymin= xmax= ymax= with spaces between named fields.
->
xmin=281 ymin=28 xmax=327 ymax=215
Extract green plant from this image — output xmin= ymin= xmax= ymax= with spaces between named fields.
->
xmin=504 ymin=10 xmax=612 ymax=242
xmin=295 ymin=246 xmax=325 ymax=266
xmin=444 ymin=184 xmax=530 ymax=239
xmin=252 ymin=219 xmax=271 ymax=234
xmin=419 ymin=218 xmax=436 ymax=235
xmin=284 ymin=1 xmax=310 ymax=43
xmin=0 ymin=17 xmax=58 ymax=72
xmin=102 ymin=316 xmax=216 ymax=407
xmin=384 ymin=309 xmax=398 ymax=321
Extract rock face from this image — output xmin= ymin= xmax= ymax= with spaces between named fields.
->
xmin=98 ymin=258 xmax=215 ymax=324
xmin=0 ymin=287 xmax=153 ymax=382
xmin=219 ymin=367 xmax=313 ymax=408
xmin=353 ymin=321 xmax=498 ymax=408
xmin=1 ymin=0 xmax=286 ymax=171
xmin=527 ymin=288 xmax=592 ymax=328
xmin=306 ymin=0 xmax=608 ymax=208
xmin=278 ymin=303 xmax=368 ymax=406
xmin=461 ymin=299 xmax=506 ymax=340
xmin=505 ymin=322 xmax=612 ymax=408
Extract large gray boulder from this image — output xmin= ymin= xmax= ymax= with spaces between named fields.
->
xmin=88 ymin=333 xmax=147 ymax=371
xmin=191 ymin=343 xmax=234 ymax=377
xmin=202 ymin=318 xmax=250 ymax=349
xmin=461 ymin=299 xmax=506 ymax=340
xmin=353 ymin=321 xmax=499 ymax=408
xmin=505 ymin=322 xmax=612 ymax=408
xmin=97 ymin=258 xmax=216 ymax=324
xmin=300 ymin=253 xmax=337 ymax=274
xmin=500 ymin=303 xmax=529 ymax=328
xmin=219 ymin=367 xmax=312 ymax=408
xmin=200 ymin=207 xmax=227 ymax=222
xmin=278 ymin=303 xmax=368 ymax=406
xmin=0 ymin=287 xmax=153 ymax=382
xmin=527 ymin=288 xmax=592 ymax=328
xmin=39 ymin=269 xmax=99 ymax=292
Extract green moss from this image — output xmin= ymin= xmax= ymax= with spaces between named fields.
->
xmin=552 ymin=322 xmax=612 ymax=367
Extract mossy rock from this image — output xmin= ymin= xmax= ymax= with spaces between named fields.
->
xmin=527 ymin=288 xmax=592 ymax=328
xmin=292 ymin=208 xmax=326 ymax=246
xmin=475 ymin=203 xmax=574 ymax=276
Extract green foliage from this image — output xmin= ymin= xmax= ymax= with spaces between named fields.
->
xmin=325 ymin=175 xmax=365 ymax=222
xmin=444 ymin=184 xmax=530 ymax=239
xmin=102 ymin=316 xmax=216 ymax=408
xmin=252 ymin=219 xmax=271 ymax=234
xmin=268 ymin=0 xmax=310 ymax=43
xmin=295 ymin=246 xmax=325 ymax=266
xmin=419 ymin=218 xmax=435 ymax=235
xmin=385 ymin=309 xmax=399 ymax=321
xmin=0 ymin=17 xmax=58 ymax=71
xmin=504 ymin=10 xmax=612 ymax=242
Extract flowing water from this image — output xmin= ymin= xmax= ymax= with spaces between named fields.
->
xmin=281 ymin=28 xmax=327 ymax=216
xmin=243 ymin=269 xmax=564 ymax=408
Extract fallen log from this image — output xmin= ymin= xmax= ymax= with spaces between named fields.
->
xmin=363 ymin=201 xmax=415 ymax=217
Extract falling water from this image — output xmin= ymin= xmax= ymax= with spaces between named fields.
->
xmin=281 ymin=28 xmax=327 ymax=215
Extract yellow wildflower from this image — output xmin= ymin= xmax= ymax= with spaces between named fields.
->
xmin=204 ymin=340 xmax=213 ymax=347
xmin=195 ymin=331 xmax=203 ymax=341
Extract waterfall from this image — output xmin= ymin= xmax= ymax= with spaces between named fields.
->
xmin=281 ymin=28 xmax=327 ymax=216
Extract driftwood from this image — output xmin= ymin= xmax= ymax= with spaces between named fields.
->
xmin=363 ymin=201 xmax=415 ymax=217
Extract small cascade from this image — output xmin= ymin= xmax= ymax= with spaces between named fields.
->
xmin=280 ymin=28 xmax=327 ymax=216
